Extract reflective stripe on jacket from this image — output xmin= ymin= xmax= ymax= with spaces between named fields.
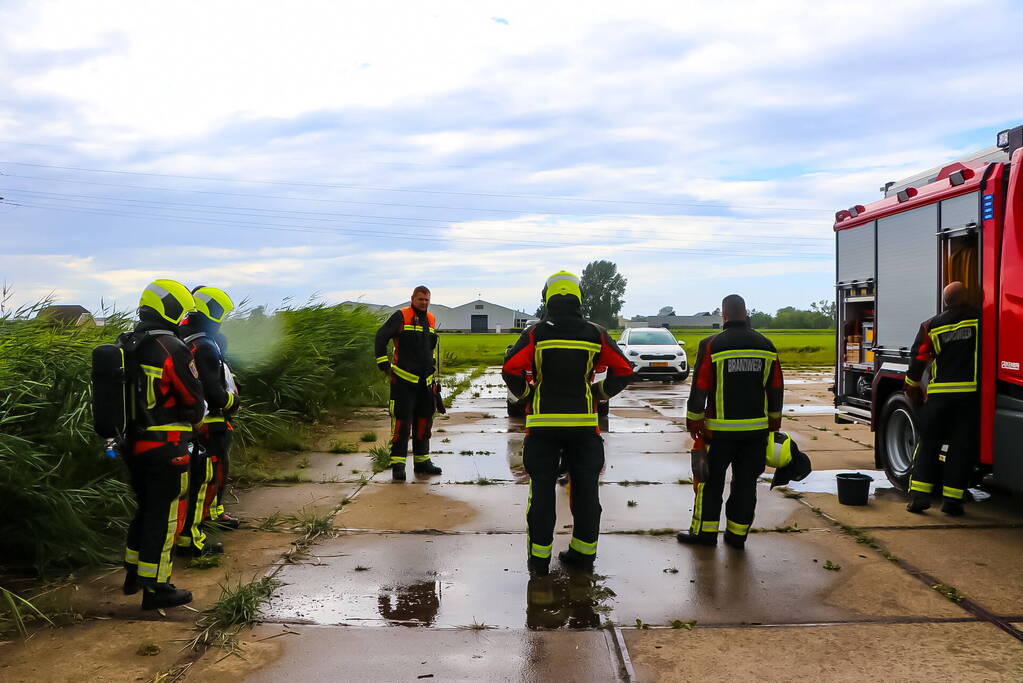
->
xmin=686 ymin=320 xmax=784 ymax=439
xmin=905 ymin=306 xmax=979 ymax=394
xmin=374 ymin=307 xmax=438 ymax=383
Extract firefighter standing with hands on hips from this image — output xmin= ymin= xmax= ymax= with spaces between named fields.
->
xmin=678 ymin=294 xmax=784 ymax=550
xmin=904 ymin=281 xmax=979 ymax=516
xmin=176 ymin=286 xmax=241 ymax=557
xmin=502 ymin=271 xmax=633 ymax=576
xmin=122 ymin=280 xmax=205 ymax=609
xmin=374 ymin=285 xmax=444 ymax=481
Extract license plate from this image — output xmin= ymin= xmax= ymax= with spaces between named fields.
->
xmin=651 ymin=361 xmax=669 ymax=367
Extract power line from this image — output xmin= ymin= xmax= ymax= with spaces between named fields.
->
xmin=8 ymin=200 xmax=833 ymax=260
xmin=0 ymin=160 xmax=835 ymax=213
xmin=0 ymin=187 xmax=832 ymax=246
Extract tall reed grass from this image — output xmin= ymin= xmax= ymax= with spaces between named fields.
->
xmin=0 ymin=299 xmax=386 ymax=577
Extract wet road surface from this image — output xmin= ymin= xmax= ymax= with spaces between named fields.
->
xmin=163 ymin=370 xmax=1023 ymax=679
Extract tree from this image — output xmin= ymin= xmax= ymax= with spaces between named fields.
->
xmin=658 ymin=305 xmax=675 ymax=317
xmin=749 ymin=309 xmax=773 ymax=328
xmin=579 ymin=260 xmax=627 ymax=328
xmin=810 ymin=299 xmax=836 ymax=327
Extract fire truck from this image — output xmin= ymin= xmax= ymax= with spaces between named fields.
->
xmin=833 ymin=124 xmax=1023 ymax=492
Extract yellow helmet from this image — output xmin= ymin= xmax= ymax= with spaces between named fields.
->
xmin=139 ymin=279 xmax=194 ymax=325
xmin=543 ymin=271 xmax=582 ymax=303
xmin=191 ymin=286 xmax=235 ymax=323
xmin=766 ymin=432 xmax=794 ymax=469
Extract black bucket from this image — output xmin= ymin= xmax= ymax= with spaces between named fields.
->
xmin=836 ymin=472 xmax=872 ymax=506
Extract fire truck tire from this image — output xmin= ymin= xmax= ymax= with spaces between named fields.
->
xmin=877 ymin=393 xmax=919 ymax=491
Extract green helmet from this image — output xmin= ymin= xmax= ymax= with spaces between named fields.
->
xmin=139 ymin=279 xmax=194 ymax=325
xmin=543 ymin=271 xmax=582 ymax=303
xmin=191 ymin=286 xmax=235 ymax=323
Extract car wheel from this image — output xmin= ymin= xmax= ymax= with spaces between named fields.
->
xmin=877 ymin=392 xmax=918 ymax=491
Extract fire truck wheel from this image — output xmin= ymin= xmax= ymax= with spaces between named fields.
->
xmin=877 ymin=392 xmax=919 ymax=491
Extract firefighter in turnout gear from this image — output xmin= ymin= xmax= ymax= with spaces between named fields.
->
xmin=905 ymin=282 xmax=980 ymax=517
xmin=502 ymin=271 xmax=633 ymax=576
xmin=375 ymin=286 xmax=443 ymax=481
xmin=176 ymin=286 xmax=240 ymax=556
xmin=123 ymin=280 xmax=204 ymax=610
xmin=679 ymin=294 xmax=784 ymax=550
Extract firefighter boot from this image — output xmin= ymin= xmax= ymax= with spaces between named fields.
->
xmin=528 ymin=556 xmax=550 ymax=577
xmin=141 ymin=583 xmax=193 ymax=610
xmin=178 ymin=541 xmax=225 ymax=557
xmin=215 ymin=513 xmax=242 ymax=530
xmin=558 ymin=548 xmax=595 ymax=572
xmin=906 ymin=492 xmax=932 ymax=514
xmin=123 ymin=566 xmax=141 ymax=596
xmin=676 ymin=531 xmax=717 ymax=547
xmin=941 ymin=499 xmax=965 ymax=517
xmin=413 ymin=459 xmax=442 ymax=475
xmin=392 ymin=463 xmax=407 ymax=482
xmin=723 ymin=531 xmax=746 ymax=550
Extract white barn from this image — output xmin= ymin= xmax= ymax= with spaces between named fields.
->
xmin=342 ymin=299 xmax=532 ymax=332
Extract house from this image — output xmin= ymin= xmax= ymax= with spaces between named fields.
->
xmin=36 ymin=305 xmax=97 ymax=326
xmin=619 ymin=311 xmax=722 ymax=329
xmin=342 ymin=299 xmax=532 ymax=332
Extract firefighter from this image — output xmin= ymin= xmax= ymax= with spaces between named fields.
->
xmin=122 ymin=279 xmax=204 ymax=609
xmin=176 ymin=286 xmax=240 ymax=556
xmin=678 ymin=294 xmax=784 ymax=550
xmin=502 ymin=271 xmax=633 ymax=576
xmin=374 ymin=285 xmax=443 ymax=481
xmin=905 ymin=281 xmax=979 ymax=516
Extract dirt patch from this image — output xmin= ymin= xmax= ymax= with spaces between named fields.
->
xmin=335 ymin=482 xmax=480 ymax=531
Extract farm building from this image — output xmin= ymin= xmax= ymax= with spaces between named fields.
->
xmin=619 ymin=311 xmax=722 ymax=329
xmin=342 ymin=299 xmax=532 ymax=332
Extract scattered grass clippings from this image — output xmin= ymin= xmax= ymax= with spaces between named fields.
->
xmin=189 ymin=576 xmax=282 ymax=651
xmin=783 ymin=491 xmax=804 ymax=499
xmin=360 ymin=432 xmax=377 ymax=443
xmin=255 ymin=511 xmax=286 ymax=532
xmin=329 ymin=441 xmax=358 ymax=454
xmin=635 ymin=618 xmax=649 ymax=630
xmin=475 ymin=477 xmax=493 ymax=486
xmin=354 ymin=565 xmax=370 ymax=572
xmin=663 ymin=567 xmax=679 ymax=574
xmin=136 ymin=642 xmax=161 ymax=656
xmin=627 ymin=500 xmax=638 ymax=507
xmin=441 ymin=438 xmax=451 ymax=443
xmin=932 ymin=583 xmax=965 ymax=603
xmin=823 ymin=560 xmax=842 ymax=571
xmin=670 ymin=619 xmax=697 ymax=630
xmin=188 ymin=554 xmax=222 ymax=570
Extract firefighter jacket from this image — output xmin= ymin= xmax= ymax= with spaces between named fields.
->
xmin=375 ymin=307 xmax=438 ymax=384
xmin=179 ymin=313 xmax=239 ymax=430
xmin=686 ymin=320 xmax=784 ymax=439
xmin=132 ymin=309 xmax=205 ymax=435
xmin=502 ymin=296 xmax=633 ymax=430
xmin=906 ymin=305 xmax=979 ymax=394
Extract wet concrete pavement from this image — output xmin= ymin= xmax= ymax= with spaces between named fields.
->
xmin=10 ymin=368 xmax=1022 ymax=681
xmin=211 ymin=368 xmax=1023 ymax=680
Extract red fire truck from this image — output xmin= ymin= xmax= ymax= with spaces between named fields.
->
xmin=833 ymin=124 xmax=1023 ymax=492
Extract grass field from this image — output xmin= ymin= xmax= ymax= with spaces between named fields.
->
xmin=437 ymin=328 xmax=835 ymax=369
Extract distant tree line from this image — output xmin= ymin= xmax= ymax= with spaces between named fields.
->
xmin=746 ymin=299 xmax=836 ymax=329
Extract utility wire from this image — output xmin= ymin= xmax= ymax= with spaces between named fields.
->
xmin=0 ymin=160 xmax=835 ymax=213
xmin=9 ymin=200 xmax=832 ymax=260
xmin=0 ymin=187 xmax=831 ymax=246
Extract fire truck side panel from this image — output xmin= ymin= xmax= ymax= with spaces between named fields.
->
xmin=998 ymin=149 xmax=1023 ymax=388
xmin=993 ymin=150 xmax=1023 ymax=487
xmin=875 ymin=204 xmax=939 ymax=353
xmin=981 ymin=162 xmax=1007 ymax=468
xmin=837 ymin=222 xmax=875 ymax=283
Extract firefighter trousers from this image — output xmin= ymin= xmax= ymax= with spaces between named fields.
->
xmin=206 ymin=429 xmax=233 ymax=519
xmin=124 ymin=438 xmax=190 ymax=585
xmin=690 ymin=435 xmax=768 ymax=539
xmin=389 ymin=379 xmax=435 ymax=465
xmin=910 ymin=393 xmax=979 ymax=500
xmin=177 ymin=440 xmax=213 ymax=551
xmin=523 ymin=428 xmax=605 ymax=561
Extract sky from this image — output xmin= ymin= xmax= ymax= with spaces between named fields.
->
xmin=1 ymin=0 xmax=1022 ymax=318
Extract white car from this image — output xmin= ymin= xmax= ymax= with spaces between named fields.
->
xmin=617 ymin=327 xmax=689 ymax=382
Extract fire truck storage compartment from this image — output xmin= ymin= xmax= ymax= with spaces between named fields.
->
xmin=938 ymin=191 xmax=981 ymax=305
xmin=836 ymin=220 xmax=876 ymax=403
xmin=876 ymin=204 xmax=939 ymax=355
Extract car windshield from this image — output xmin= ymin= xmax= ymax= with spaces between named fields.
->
xmin=626 ymin=330 xmax=677 ymax=345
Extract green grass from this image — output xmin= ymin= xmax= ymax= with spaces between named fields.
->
xmin=436 ymin=329 xmax=835 ymax=369
xmin=190 ymin=575 xmax=282 ymax=650
xmin=359 ymin=431 xmax=377 ymax=443
xmin=369 ymin=445 xmax=391 ymax=473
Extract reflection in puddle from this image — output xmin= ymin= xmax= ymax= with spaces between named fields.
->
xmin=525 ymin=572 xmax=615 ymax=630
xmin=377 ymin=580 xmax=441 ymax=627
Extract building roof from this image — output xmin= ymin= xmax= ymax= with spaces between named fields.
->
xmin=37 ymin=305 xmax=95 ymax=326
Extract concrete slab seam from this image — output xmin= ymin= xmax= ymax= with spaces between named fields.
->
xmin=611 ymin=626 xmax=636 ymax=682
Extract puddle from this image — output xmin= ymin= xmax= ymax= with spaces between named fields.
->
xmin=773 ymin=469 xmax=894 ymax=495
xmin=783 ymin=404 xmax=837 ymax=415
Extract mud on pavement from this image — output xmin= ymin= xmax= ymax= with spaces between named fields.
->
xmin=4 ymin=368 xmax=1023 ymax=682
